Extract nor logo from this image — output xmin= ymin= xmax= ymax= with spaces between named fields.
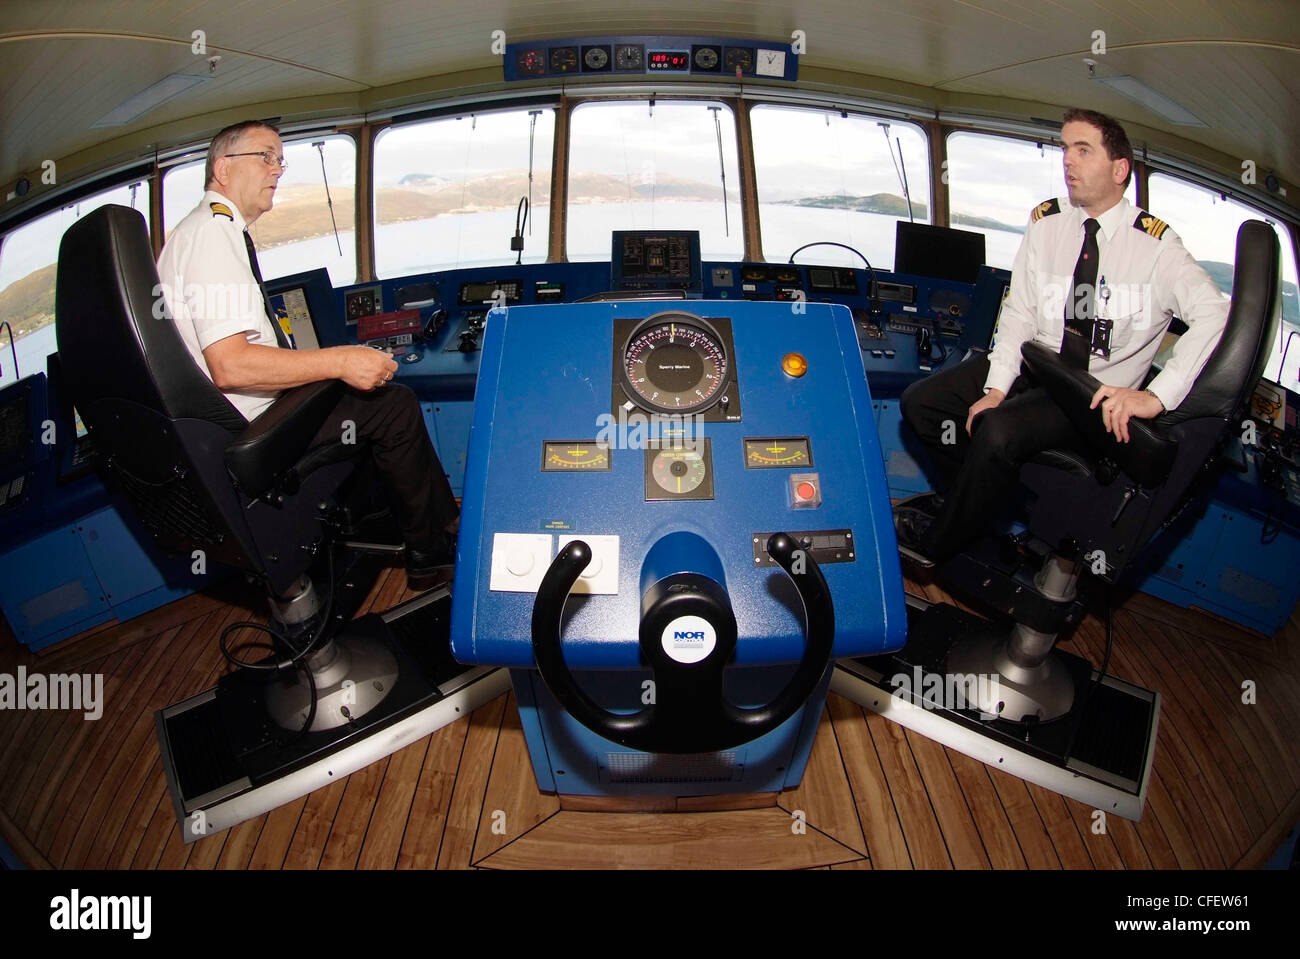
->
xmin=661 ymin=615 xmax=716 ymax=664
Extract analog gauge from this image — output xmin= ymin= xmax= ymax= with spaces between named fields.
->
xmin=741 ymin=266 xmax=770 ymax=283
xmin=653 ymin=447 xmax=706 ymax=494
xmin=744 ymin=437 xmax=813 ymax=469
xmin=621 ymin=313 xmax=728 ymax=415
xmin=542 ymin=441 xmax=610 ymax=471
xmin=773 ymin=269 xmax=801 ymax=284
xmin=645 ymin=440 xmax=715 ymax=501
xmin=583 ymin=46 xmax=610 ymax=71
xmin=515 ymin=49 xmax=546 ymax=77
xmin=693 ymin=46 xmax=720 ymax=71
xmin=724 ymin=47 xmax=754 ymax=74
xmin=614 ymin=44 xmax=644 ymax=70
xmin=549 ymin=46 xmax=579 ymax=73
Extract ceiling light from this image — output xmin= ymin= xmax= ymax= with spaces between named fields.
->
xmin=92 ymin=74 xmax=209 ymax=128
xmin=1092 ymin=75 xmax=1206 ymax=127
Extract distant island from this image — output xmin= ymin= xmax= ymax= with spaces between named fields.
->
xmin=774 ymin=192 xmax=1023 ymax=234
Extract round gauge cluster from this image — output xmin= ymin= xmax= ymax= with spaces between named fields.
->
xmin=651 ymin=447 xmax=708 ymax=494
xmin=621 ymin=313 xmax=728 ymax=415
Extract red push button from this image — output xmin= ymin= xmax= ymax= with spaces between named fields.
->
xmin=789 ymin=472 xmax=822 ymax=509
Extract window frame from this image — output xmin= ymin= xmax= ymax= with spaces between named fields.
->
xmin=564 ymin=97 xmax=745 ymax=264
xmin=371 ymin=104 xmax=557 ymax=278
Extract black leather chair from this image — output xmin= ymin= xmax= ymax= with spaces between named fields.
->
xmin=55 ymin=204 xmax=402 ymax=731
xmin=936 ymin=220 xmax=1281 ymax=722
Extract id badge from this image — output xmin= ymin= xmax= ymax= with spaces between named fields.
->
xmin=1091 ymin=317 xmax=1112 ymax=359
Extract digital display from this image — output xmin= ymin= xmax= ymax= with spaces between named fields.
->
xmin=612 ymin=231 xmax=701 ymax=290
xmin=73 ymin=407 xmax=87 ymax=439
xmin=458 ymin=280 xmax=522 ymax=306
xmin=648 ymin=51 xmax=690 ymax=71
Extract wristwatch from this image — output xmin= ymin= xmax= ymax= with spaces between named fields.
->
xmin=1144 ymin=388 xmax=1166 ymax=414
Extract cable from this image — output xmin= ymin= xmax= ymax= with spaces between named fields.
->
xmin=217 ymin=544 xmax=336 ymax=741
xmin=0 ymin=322 xmax=17 ymax=382
xmin=513 ymin=196 xmax=529 ymax=264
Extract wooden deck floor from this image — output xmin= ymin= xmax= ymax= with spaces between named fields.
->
xmin=2 ymin=564 xmax=1298 ymax=870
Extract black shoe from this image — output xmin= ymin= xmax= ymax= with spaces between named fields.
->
xmin=405 ymin=531 xmax=456 ymax=591
xmin=892 ymin=506 xmax=936 ymax=568
xmin=894 ymin=491 xmax=945 ymax=519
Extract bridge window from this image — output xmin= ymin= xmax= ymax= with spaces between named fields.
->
xmin=373 ymin=108 xmax=554 ymax=278
xmin=946 ymin=130 xmax=1137 ymax=270
xmin=164 ymin=134 xmax=357 ymax=287
xmin=1147 ymin=172 xmax=1300 ymax=388
xmin=751 ymin=105 xmax=929 ymax=270
xmin=0 ymin=180 xmax=149 ymax=388
xmin=567 ymin=101 xmax=741 ymax=262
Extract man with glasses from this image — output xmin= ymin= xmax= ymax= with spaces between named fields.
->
xmin=157 ymin=120 xmax=459 ymax=590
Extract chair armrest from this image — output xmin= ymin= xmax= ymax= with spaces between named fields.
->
xmin=224 ymin=380 xmax=345 ymax=498
xmin=1020 ymin=342 xmax=1179 ymax=488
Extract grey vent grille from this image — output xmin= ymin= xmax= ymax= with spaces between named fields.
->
xmin=604 ymin=751 xmax=740 ymax=783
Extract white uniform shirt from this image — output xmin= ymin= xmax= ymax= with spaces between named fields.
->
xmin=985 ymin=194 xmax=1230 ymax=411
xmin=156 ymin=189 xmax=282 ymax=421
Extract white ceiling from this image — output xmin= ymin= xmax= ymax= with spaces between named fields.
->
xmin=1 ymin=0 xmax=1297 ymax=212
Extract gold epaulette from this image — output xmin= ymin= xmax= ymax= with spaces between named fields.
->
xmin=1133 ymin=211 xmax=1170 ymax=240
xmin=1031 ymin=198 xmax=1061 ymax=222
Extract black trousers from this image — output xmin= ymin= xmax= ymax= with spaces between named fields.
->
xmin=899 ymin=355 xmax=1087 ymax=561
xmin=308 ymin=383 xmax=458 ymax=548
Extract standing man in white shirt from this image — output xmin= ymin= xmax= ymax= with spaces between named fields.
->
xmin=896 ymin=108 xmax=1229 ymax=565
xmin=157 ymin=119 xmax=459 ymax=590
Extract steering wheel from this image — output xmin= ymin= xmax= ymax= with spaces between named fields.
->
xmin=530 ymin=533 xmax=835 ymax=753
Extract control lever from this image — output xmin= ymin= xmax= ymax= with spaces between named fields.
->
xmin=916 ymin=325 xmax=933 ymax=369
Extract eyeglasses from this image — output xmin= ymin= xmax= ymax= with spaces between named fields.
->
xmin=223 ymin=150 xmax=287 ymax=172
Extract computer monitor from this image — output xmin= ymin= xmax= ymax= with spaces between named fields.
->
xmin=968 ymin=265 xmax=1013 ymax=350
xmin=610 ymin=231 xmax=702 ymax=292
xmin=265 ymin=267 xmax=337 ymax=349
xmin=894 ymin=222 xmax=987 ymax=285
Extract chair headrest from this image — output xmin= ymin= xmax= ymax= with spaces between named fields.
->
xmin=1162 ymin=220 xmax=1281 ymax=426
xmin=55 ymin=205 xmax=246 ymax=434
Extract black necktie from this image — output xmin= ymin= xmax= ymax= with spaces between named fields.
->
xmin=1062 ymin=217 xmax=1100 ymax=370
xmin=242 ymin=229 xmax=293 ymax=350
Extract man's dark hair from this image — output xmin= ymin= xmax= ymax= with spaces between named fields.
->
xmin=205 ymin=119 xmax=280 ymax=188
xmin=1062 ymin=108 xmax=1134 ymax=188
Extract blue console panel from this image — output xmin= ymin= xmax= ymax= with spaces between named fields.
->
xmin=450 ymin=299 xmax=907 ymax=670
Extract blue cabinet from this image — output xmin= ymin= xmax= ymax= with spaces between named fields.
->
xmin=0 ymin=505 xmax=220 ymax=651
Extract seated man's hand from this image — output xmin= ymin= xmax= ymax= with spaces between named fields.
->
xmin=965 ymin=388 xmax=1005 ymax=434
xmin=1089 ymin=385 xmax=1162 ymax=443
xmin=337 ymin=345 xmax=399 ymax=391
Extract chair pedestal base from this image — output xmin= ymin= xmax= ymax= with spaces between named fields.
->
xmin=946 ymin=628 xmax=1076 ymax=723
xmin=834 ymin=594 xmax=1160 ymax=821
xmin=264 ymin=635 xmax=400 ymax=732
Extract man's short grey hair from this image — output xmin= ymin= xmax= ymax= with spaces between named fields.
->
xmin=204 ymin=120 xmax=280 ymax=188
